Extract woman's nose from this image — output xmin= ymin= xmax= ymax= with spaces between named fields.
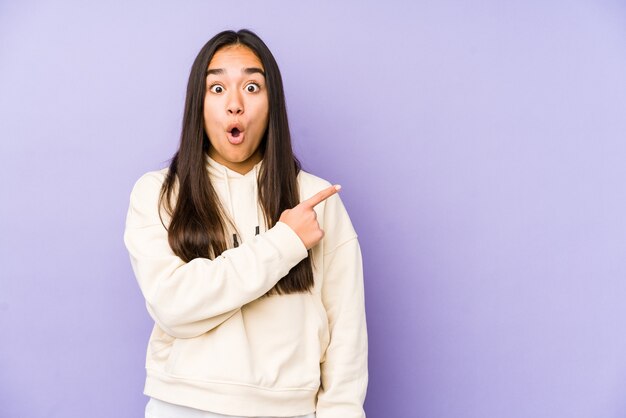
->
xmin=227 ymin=92 xmax=243 ymax=115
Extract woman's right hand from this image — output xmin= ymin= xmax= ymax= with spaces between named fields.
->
xmin=278 ymin=185 xmax=341 ymax=250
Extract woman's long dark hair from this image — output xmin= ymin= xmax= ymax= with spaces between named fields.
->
xmin=159 ymin=29 xmax=313 ymax=295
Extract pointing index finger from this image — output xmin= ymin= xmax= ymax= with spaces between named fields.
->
xmin=303 ymin=185 xmax=341 ymax=208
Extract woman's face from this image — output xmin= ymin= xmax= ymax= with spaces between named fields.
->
xmin=203 ymin=44 xmax=269 ymax=175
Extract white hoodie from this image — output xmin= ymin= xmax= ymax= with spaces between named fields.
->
xmin=123 ymin=155 xmax=368 ymax=418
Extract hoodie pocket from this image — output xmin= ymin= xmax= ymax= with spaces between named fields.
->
xmin=147 ymin=325 xmax=175 ymax=367
xmin=159 ymin=294 xmax=329 ymax=390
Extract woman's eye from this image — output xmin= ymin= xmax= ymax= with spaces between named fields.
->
xmin=210 ymin=85 xmax=224 ymax=93
xmin=245 ymin=83 xmax=260 ymax=93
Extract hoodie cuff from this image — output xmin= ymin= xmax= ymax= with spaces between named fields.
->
xmin=265 ymin=221 xmax=309 ymax=265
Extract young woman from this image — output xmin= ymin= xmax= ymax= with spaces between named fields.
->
xmin=124 ymin=29 xmax=368 ymax=418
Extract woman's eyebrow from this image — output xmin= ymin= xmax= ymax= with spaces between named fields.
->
xmin=206 ymin=67 xmax=265 ymax=77
xmin=243 ymin=67 xmax=265 ymax=77
xmin=206 ymin=68 xmax=224 ymax=76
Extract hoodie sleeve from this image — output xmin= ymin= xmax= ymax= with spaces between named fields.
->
xmin=123 ymin=172 xmax=308 ymax=339
xmin=315 ymin=194 xmax=369 ymax=418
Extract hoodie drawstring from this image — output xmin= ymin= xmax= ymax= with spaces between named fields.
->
xmin=254 ymin=164 xmax=262 ymax=236
xmin=222 ymin=163 xmax=262 ymax=248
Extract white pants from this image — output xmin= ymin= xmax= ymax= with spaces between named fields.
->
xmin=145 ymin=398 xmax=316 ymax=418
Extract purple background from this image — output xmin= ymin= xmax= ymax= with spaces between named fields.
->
xmin=1 ymin=1 xmax=626 ymax=417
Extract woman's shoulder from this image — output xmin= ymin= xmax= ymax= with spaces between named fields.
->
xmin=297 ymin=168 xmax=332 ymax=194
xmin=125 ymin=168 xmax=171 ymax=226
xmin=299 ymin=169 xmax=358 ymax=250
xmin=126 ymin=168 xmax=171 ymax=214
xmin=131 ymin=168 xmax=169 ymax=193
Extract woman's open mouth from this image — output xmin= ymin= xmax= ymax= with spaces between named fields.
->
xmin=227 ymin=126 xmax=245 ymax=145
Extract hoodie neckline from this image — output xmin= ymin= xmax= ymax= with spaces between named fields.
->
xmin=205 ymin=154 xmax=264 ymax=180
